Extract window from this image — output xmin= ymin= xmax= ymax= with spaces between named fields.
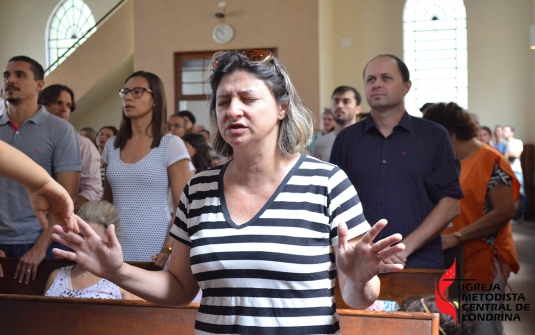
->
xmin=174 ymin=52 xmax=215 ymax=102
xmin=174 ymin=49 xmax=277 ymax=110
xmin=47 ymin=0 xmax=96 ymax=72
xmin=403 ymin=0 xmax=467 ymax=115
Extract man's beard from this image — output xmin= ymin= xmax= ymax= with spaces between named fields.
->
xmin=6 ymin=97 xmax=20 ymax=104
xmin=334 ymin=114 xmax=352 ymax=126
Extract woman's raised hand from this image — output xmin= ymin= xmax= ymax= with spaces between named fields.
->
xmin=336 ymin=219 xmax=405 ymax=285
xmin=51 ymin=216 xmax=124 ymax=279
xmin=28 ymin=178 xmax=78 ymax=233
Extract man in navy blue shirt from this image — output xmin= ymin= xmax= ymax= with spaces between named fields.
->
xmin=331 ymin=55 xmax=463 ymax=269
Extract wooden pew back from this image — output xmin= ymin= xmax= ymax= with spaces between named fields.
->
xmin=0 ymin=257 xmax=160 ymax=295
xmin=0 ymin=294 xmax=439 ymax=335
xmin=0 ymin=258 xmax=441 ymax=334
xmin=335 ymin=269 xmax=445 ymax=308
xmin=1 ymin=258 xmax=445 ymax=310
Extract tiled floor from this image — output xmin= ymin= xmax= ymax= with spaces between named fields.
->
xmin=503 ymin=220 xmax=535 ymax=335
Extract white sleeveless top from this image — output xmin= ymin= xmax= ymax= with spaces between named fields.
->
xmin=45 ymin=265 xmax=122 ymax=299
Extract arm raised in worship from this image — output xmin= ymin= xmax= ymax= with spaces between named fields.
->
xmin=14 ymin=171 xmax=81 ymax=284
xmin=336 ymin=219 xmax=405 ymax=309
xmin=0 ymin=140 xmax=77 ymax=233
xmin=52 ymin=216 xmax=199 ymax=306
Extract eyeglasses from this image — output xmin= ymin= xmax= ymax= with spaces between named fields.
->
xmin=211 ymin=49 xmax=276 ymax=71
xmin=118 ymin=87 xmax=153 ymax=99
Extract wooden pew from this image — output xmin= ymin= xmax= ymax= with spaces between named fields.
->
xmin=335 ymin=269 xmax=445 ymax=309
xmin=1 ymin=258 xmax=445 ymax=309
xmin=0 ymin=294 xmax=439 ymax=335
xmin=0 ymin=258 xmax=440 ymax=334
xmin=0 ymin=257 xmax=160 ymax=295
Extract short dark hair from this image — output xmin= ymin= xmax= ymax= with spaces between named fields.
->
xmin=423 ymin=102 xmax=477 ymax=141
xmin=420 ymin=102 xmax=435 ymax=113
xmin=178 ymin=110 xmax=196 ymax=124
xmin=115 ymin=71 xmax=167 ymax=150
xmin=401 ymin=296 xmax=474 ymax=335
xmin=363 ymin=54 xmax=410 ymax=83
xmin=8 ymin=55 xmax=44 ymax=81
xmin=480 ymin=126 xmax=492 ymax=136
xmin=98 ymin=125 xmax=118 ymax=136
xmin=504 ymin=125 xmax=515 ymax=133
xmin=331 ymin=86 xmax=362 ymax=105
xmin=38 ymin=84 xmax=76 ymax=112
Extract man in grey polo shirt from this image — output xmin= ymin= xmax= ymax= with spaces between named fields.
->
xmin=0 ymin=56 xmax=81 ymax=284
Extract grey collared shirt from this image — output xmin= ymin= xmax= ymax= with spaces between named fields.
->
xmin=0 ymin=106 xmax=81 ymax=244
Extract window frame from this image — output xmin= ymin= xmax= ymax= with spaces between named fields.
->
xmin=403 ymin=0 xmax=467 ymax=115
xmin=47 ymin=0 xmax=96 ymax=71
xmin=173 ymin=48 xmax=277 ymax=112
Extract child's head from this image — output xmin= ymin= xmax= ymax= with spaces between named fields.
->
xmin=401 ymin=296 xmax=473 ymax=335
xmin=76 ymin=200 xmax=121 ymax=240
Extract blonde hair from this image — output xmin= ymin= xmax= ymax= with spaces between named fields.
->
xmin=76 ymin=200 xmax=121 ymax=237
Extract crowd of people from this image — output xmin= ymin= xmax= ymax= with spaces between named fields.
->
xmin=0 ymin=50 xmax=527 ymax=334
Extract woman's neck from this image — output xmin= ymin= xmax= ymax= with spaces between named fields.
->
xmin=455 ymin=137 xmax=481 ymax=162
xmin=72 ymin=264 xmax=92 ymax=278
xmin=228 ymin=149 xmax=300 ymax=187
xmin=130 ymin=114 xmax=154 ymax=138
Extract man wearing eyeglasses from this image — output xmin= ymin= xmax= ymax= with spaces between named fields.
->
xmin=0 ymin=56 xmax=81 ymax=284
xmin=331 ymin=54 xmax=462 ymax=269
xmin=178 ymin=110 xmax=196 ymax=135
xmin=168 ymin=113 xmax=186 ymax=138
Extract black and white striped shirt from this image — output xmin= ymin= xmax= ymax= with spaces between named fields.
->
xmin=171 ymin=154 xmax=370 ymax=334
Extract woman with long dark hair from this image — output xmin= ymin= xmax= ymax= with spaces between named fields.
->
xmin=102 ymin=71 xmax=191 ymax=266
xmin=181 ymin=133 xmax=212 ymax=173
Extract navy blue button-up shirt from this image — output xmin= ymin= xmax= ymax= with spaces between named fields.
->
xmin=331 ymin=112 xmax=462 ymax=269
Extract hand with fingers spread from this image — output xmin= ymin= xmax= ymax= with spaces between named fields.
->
xmin=335 ymin=219 xmax=405 ymax=308
xmin=51 ymin=215 xmax=124 ymax=280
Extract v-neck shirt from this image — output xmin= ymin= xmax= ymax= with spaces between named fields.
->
xmin=170 ymin=154 xmax=370 ymax=334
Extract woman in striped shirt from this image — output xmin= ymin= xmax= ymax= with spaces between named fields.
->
xmin=52 ymin=50 xmax=406 ymax=334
